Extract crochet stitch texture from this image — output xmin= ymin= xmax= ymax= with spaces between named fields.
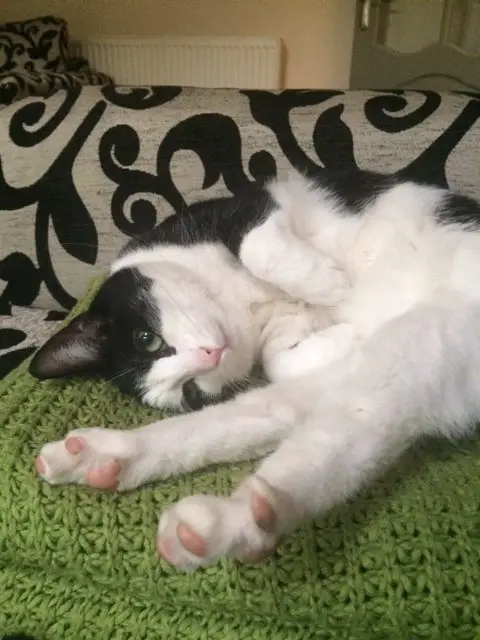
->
xmin=0 ymin=278 xmax=480 ymax=639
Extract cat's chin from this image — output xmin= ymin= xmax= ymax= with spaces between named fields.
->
xmin=140 ymin=385 xmax=184 ymax=411
xmin=138 ymin=380 xmax=233 ymax=413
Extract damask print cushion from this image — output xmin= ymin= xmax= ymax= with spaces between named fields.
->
xmin=0 ymin=16 xmax=68 ymax=75
xmin=0 ymin=17 xmax=112 ymax=107
xmin=0 ymin=86 xmax=479 ymax=313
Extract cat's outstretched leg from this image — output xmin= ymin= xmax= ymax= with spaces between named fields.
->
xmin=156 ymin=297 xmax=480 ymax=570
xmin=35 ymin=382 xmax=301 ymax=491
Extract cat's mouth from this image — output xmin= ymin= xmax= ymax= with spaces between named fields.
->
xmin=181 ymin=379 xmax=237 ymax=411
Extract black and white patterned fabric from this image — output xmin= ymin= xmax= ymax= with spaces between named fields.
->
xmin=0 ymin=16 xmax=112 ymax=107
xmin=0 ymin=65 xmax=113 ymax=107
xmin=1 ymin=85 xmax=480 ymax=377
xmin=0 ymin=306 xmax=66 ymax=379
xmin=0 ymin=15 xmax=68 ymax=74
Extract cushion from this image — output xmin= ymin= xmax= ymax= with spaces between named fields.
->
xmin=1 ymin=277 xmax=480 ymax=638
xmin=0 ymin=16 xmax=68 ymax=75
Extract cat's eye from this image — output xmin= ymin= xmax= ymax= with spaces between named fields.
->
xmin=132 ymin=329 xmax=164 ymax=354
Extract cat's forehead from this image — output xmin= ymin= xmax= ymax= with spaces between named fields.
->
xmin=89 ymin=267 xmax=159 ymax=325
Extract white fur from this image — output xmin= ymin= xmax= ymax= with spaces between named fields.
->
xmin=38 ymin=172 xmax=480 ymax=571
xmin=112 ymin=240 xmax=332 ymax=408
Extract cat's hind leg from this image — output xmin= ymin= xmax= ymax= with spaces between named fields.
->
xmin=156 ymin=475 xmax=287 ymax=570
xmin=157 ymin=296 xmax=480 ymax=570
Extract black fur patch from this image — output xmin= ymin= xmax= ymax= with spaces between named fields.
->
xmin=310 ymin=168 xmax=398 ymax=213
xmin=120 ymin=170 xmax=402 ymax=269
xmin=436 ymin=192 xmax=480 ymax=229
xmin=89 ymin=267 xmax=173 ymax=396
xmin=120 ymin=181 xmax=275 ymax=258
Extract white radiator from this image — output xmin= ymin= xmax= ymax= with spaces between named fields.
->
xmin=71 ymin=36 xmax=282 ymax=89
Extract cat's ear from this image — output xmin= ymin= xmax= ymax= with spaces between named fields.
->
xmin=29 ymin=312 xmax=108 ymax=380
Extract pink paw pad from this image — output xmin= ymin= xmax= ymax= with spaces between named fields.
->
xmin=251 ymin=492 xmax=276 ymax=530
xmin=65 ymin=436 xmax=85 ymax=455
xmin=177 ymin=522 xmax=207 ymax=557
xmin=157 ymin=523 xmax=207 ymax=564
xmin=86 ymin=459 xmax=121 ymax=490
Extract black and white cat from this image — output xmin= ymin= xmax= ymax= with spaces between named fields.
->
xmin=30 ymin=168 xmax=480 ymax=571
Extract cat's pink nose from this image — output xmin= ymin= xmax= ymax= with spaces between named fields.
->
xmin=199 ymin=346 xmax=224 ymax=367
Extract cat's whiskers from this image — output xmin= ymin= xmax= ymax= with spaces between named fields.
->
xmin=227 ymin=374 xmax=262 ymax=395
xmin=104 ymin=367 xmax=136 ymax=384
xmin=177 ymin=212 xmax=197 ymax=246
xmin=226 ymin=200 xmax=241 ymax=250
xmin=182 ymin=213 xmax=196 ymax=245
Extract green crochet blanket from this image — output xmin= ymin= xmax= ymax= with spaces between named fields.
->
xmin=1 ymin=278 xmax=480 ymax=640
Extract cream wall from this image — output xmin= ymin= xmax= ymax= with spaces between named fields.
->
xmin=0 ymin=0 xmax=356 ymax=89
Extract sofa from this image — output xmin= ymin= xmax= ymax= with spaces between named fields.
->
xmin=1 ymin=85 xmax=480 ymax=638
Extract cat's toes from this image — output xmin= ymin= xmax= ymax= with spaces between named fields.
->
xmin=35 ymin=428 xmax=139 ymax=490
xmin=156 ymin=495 xmax=232 ymax=571
xmin=156 ymin=477 xmax=281 ymax=571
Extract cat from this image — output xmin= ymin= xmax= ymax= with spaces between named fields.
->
xmin=29 ymin=179 xmax=345 ymax=410
xmin=30 ymin=167 xmax=480 ymax=571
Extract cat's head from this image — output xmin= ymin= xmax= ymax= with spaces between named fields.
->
xmin=29 ymin=245 xmax=263 ymax=411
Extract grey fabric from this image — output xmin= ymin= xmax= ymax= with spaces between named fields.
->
xmin=0 ymin=306 xmax=63 ymax=351
xmin=0 ymin=306 xmax=65 ymax=379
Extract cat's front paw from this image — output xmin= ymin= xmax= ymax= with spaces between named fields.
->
xmin=35 ymin=428 xmax=143 ymax=491
xmin=156 ymin=476 xmax=283 ymax=571
xmin=305 ymin=267 xmax=351 ymax=306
